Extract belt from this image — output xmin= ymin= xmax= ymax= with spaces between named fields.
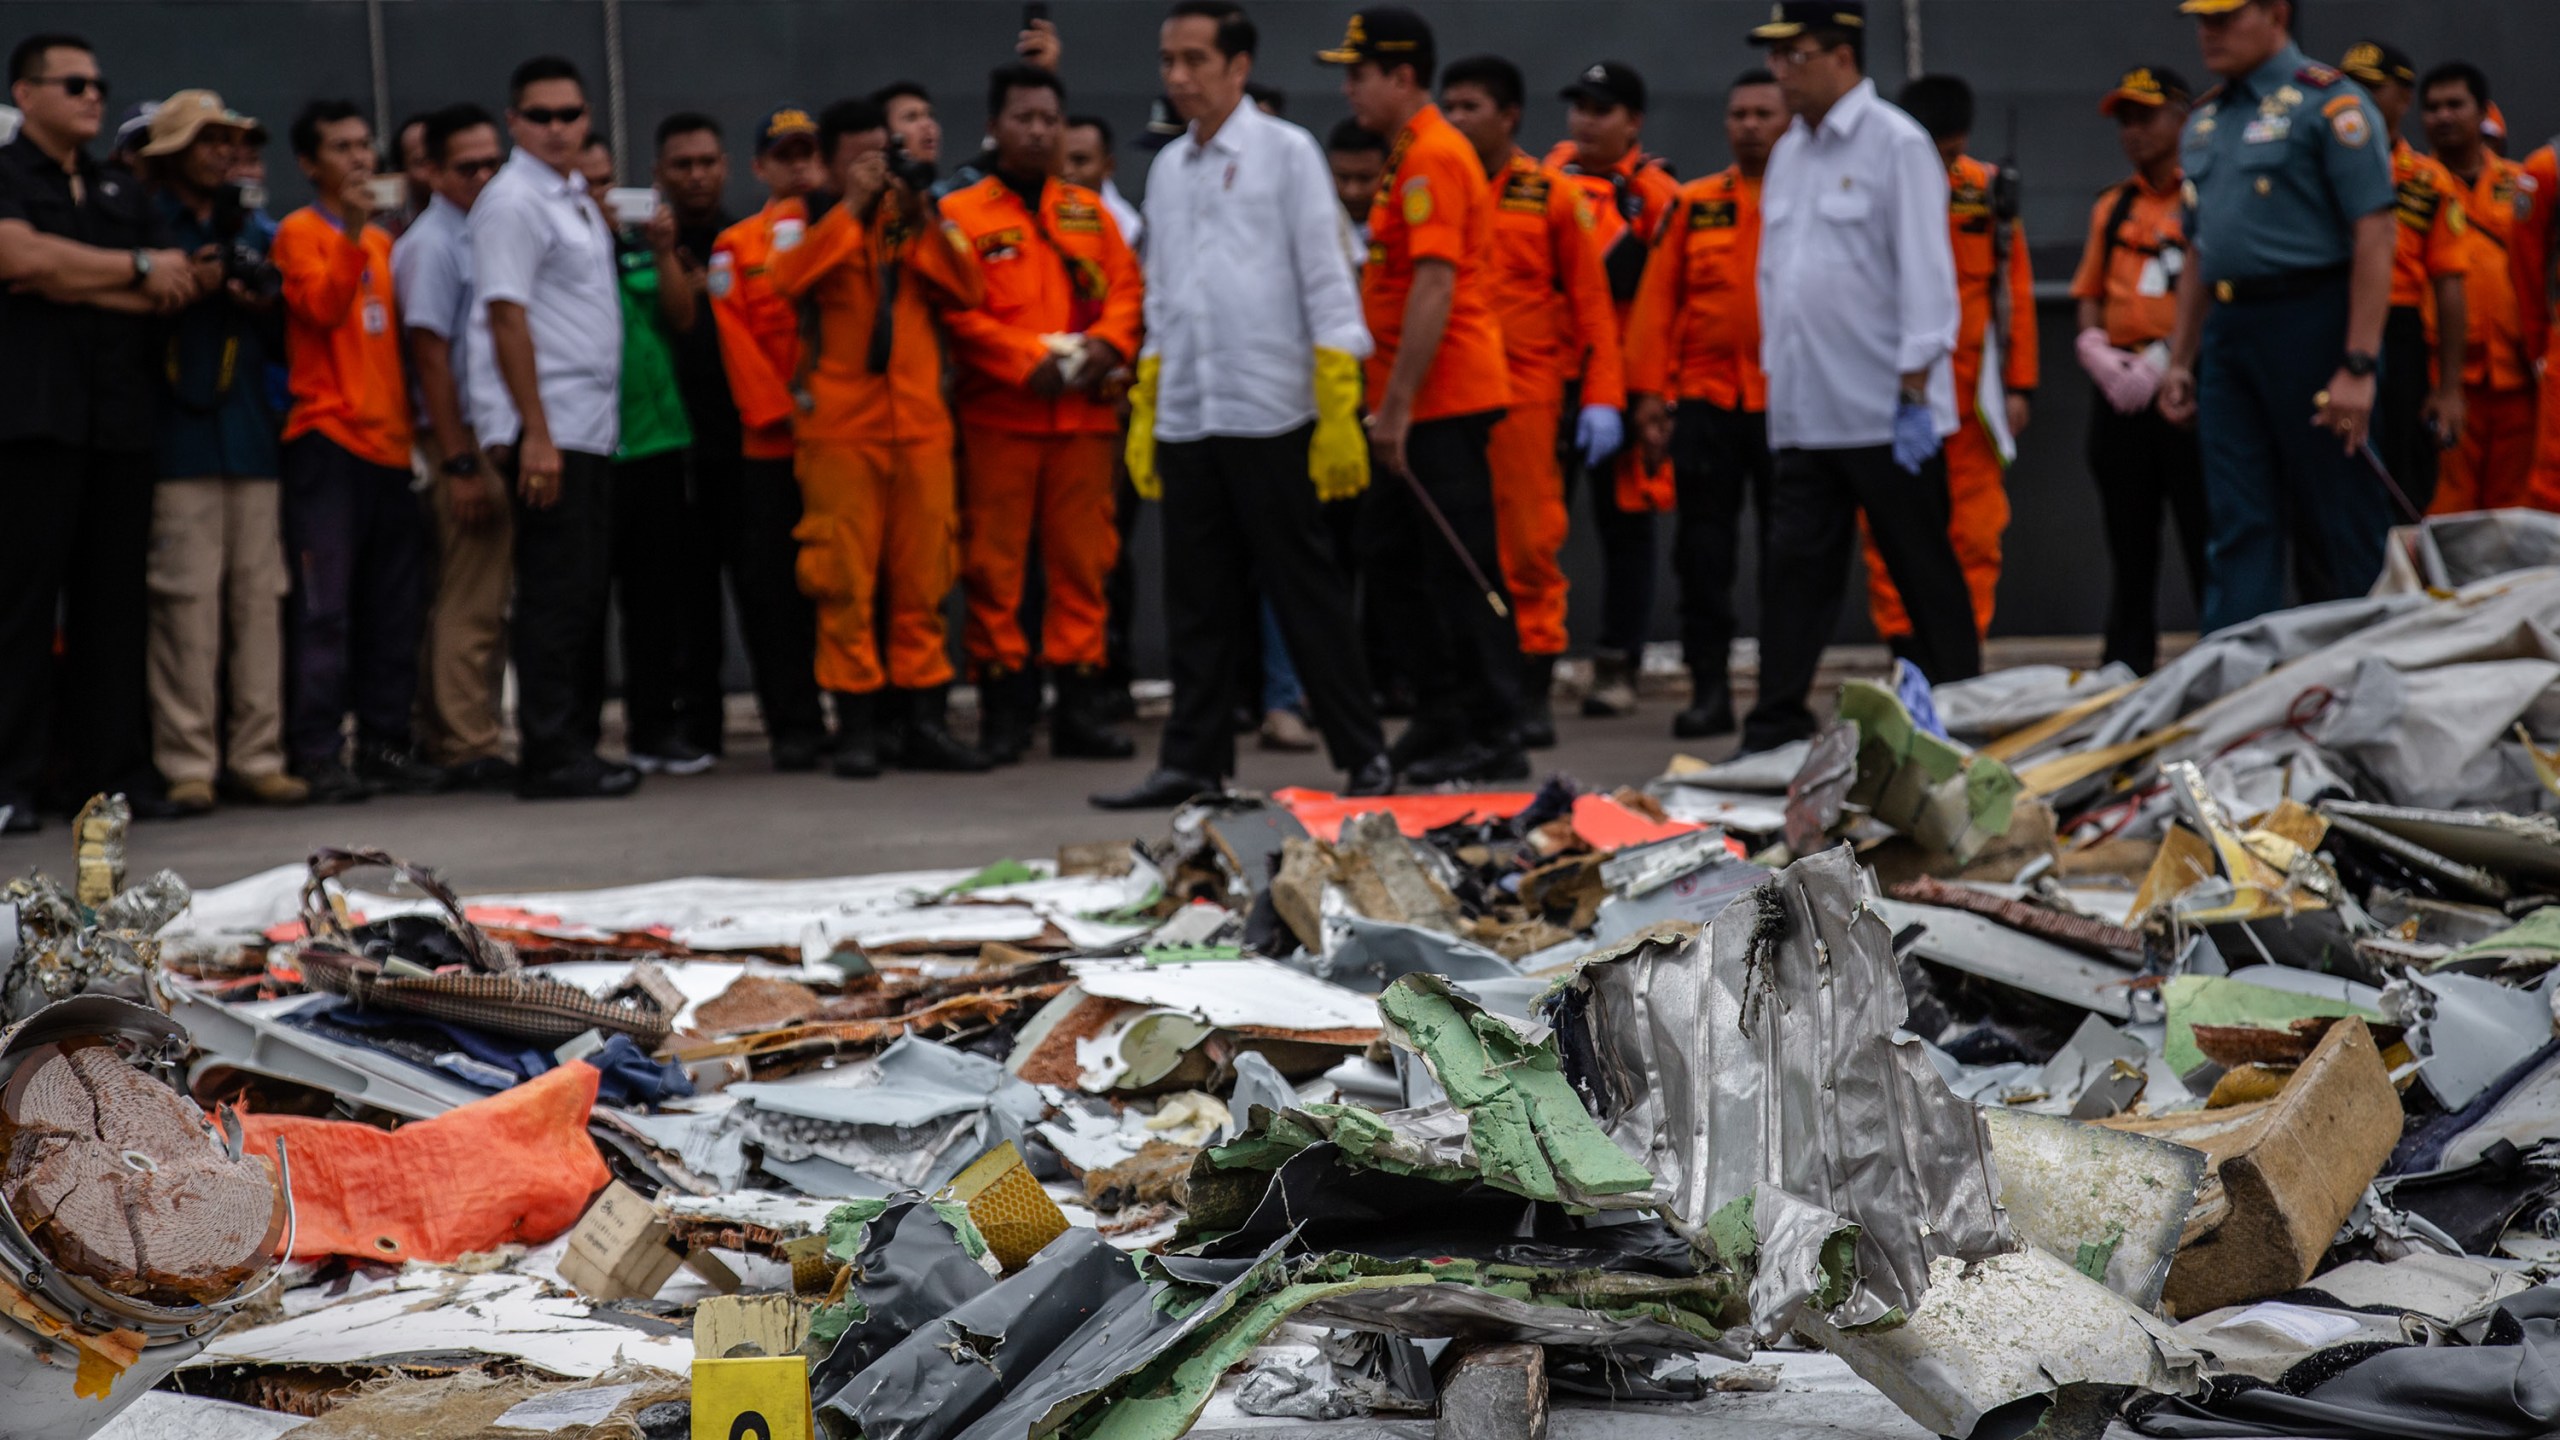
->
xmin=2210 ymin=264 xmax=2350 ymax=305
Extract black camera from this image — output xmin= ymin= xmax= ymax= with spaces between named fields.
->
xmin=885 ymin=132 xmax=937 ymax=192
xmin=210 ymin=180 xmax=281 ymax=301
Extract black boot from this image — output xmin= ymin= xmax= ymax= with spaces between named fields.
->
xmin=1518 ymin=655 xmax=1559 ymax=750
xmin=831 ymin=692 xmax=881 ymax=779
xmin=863 ymin=687 xmax=909 ymax=766
xmin=1387 ymin=712 xmax=1466 ymax=775
xmin=1673 ymin=671 xmax=1736 ymax=739
xmin=899 ymin=687 xmax=993 ymax=772
xmin=977 ymin=667 xmax=1036 ymax=766
xmin=1052 ymin=668 xmax=1137 ymax=760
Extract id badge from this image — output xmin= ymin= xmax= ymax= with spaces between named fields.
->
xmin=2136 ymin=256 xmax=2169 ymax=297
xmin=362 ymin=297 xmax=388 ymax=336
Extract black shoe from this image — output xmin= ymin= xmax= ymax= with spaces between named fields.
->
xmin=1387 ymin=716 xmax=1466 ymax=773
xmin=125 ymin=789 xmax=186 ymax=822
xmin=1052 ymin=669 xmax=1137 ymax=760
xmin=977 ymin=668 xmax=1037 ymax=766
xmin=1344 ymin=755 xmax=1395 ymax=798
xmin=517 ymin=753 xmax=642 ymax=800
xmin=831 ymin=692 xmax=882 ymax=779
xmin=1673 ymin=685 xmax=1737 ymax=740
xmin=299 ymin=758 xmax=377 ymax=805
xmin=356 ymin=739 xmax=455 ymax=795
xmin=0 ymin=795 xmax=37 ymax=834
xmin=443 ymin=755 xmax=519 ymax=791
xmin=1090 ymin=766 xmax=1218 ymax=810
xmin=771 ymin=733 xmax=827 ymax=773
xmin=1519 ymin=655 xmax=1559 ymax=750
xmin=629 ymin=738 xmax=717 ymax=776
xmin=1404 ymin=741 xmax=1532 ymax=787
xmin=897 ymin=688 xmax=991 ymax=772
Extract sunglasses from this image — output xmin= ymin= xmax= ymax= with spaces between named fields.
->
xmin=451 ymin=156 xmax=502 ymax=177
xmin=28 ymin=73 xmax=107 ymax=99
xmin=519 ymin=104 xmax=586 ymax=127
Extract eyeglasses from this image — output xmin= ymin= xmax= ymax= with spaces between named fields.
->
xmin=451 ymin=157 xmax=501 ymax=177
xmin=26 ymin=74 xmax=108 ymax=99
xmin=519 ymin=105 xmax=586 ymax=127
xmin=1770 ymin=43 xmax=1831 ymax=68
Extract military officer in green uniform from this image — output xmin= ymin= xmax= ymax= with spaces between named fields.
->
xmin=2157 ymin=0 xmax=2397 ymax=631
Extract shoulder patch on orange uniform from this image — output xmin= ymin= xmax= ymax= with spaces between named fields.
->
xmin=1402 ymin=175 xmax=1433 ymax=224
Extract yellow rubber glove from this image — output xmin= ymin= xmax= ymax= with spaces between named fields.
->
xmin=1125 ymin=354 xmax=1162 ymax=501
xmin=1309 ymin=347 xmax=1370 ymax=502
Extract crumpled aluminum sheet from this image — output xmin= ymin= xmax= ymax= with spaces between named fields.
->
xmin=1546 ymin=844 xmax=2011 ymax=1335
xmin=1980 ymin=1106 xmax=2206 ymax=1311
xmin=1296 ymin=1280 xmax=1748 ymax=1358
xmin=1800 ymin=1248 xmax=2203 ymax=1440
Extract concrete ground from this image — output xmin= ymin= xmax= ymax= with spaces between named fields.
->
xmin=0 ymin=639 xmax=2116 ymax=893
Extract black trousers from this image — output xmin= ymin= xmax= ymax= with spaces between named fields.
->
xmin=281 ymin=432 xmax=427 ymax=767
xmin=1560 ymin=381 xmax=1658 ymax=661
xmin=2375 ymin=305 xmax=2441 ymax=516
xmin=1365 ymin=412 xmax=1522 ymax=747
xmin=612 ymin=448 xmax=728 ymax=754
xmin=717 ymin=454 xmax=827 ymax=747
xmin=508 ymin=447 xmax=615 ymax=774
xmin=1744 ymin=442 xmax=1979 ymax=752
xmin=1158 ymin=426 xmax=1385 ymax=779
xmin=2086 ymin=389 xmax=2207 ymax=675
xmin=1669 ymin=403 xmax=1772 ymax=699
xmin=1103 ymin=461 xmax=1142 ymax=689
xmin=0 ymin=439 xmax=153 ymax=809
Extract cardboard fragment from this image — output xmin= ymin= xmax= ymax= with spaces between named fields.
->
xmin=555 ymin=1181 xmax=682 ymax=1302
xmin=694 ymin=1293 xmax=812 ymax=1360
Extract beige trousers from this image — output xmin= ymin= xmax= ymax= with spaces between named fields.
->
xmin=146 ymin=477 xmax=289 ymax=784
xmin=413 ymin=452 xmax=516 ymax=765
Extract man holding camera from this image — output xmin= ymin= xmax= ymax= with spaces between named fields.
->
xmin=767 ymin=97 xmax=990 ymax=780
xmin=138 ymin=90 xmax=304 ymax=814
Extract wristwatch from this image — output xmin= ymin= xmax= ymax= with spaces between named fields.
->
xmin=442 ymin=451 xmax=484 ymax=478
xmin=2341 ymin=350 xmax=2379 ymax=378
xmin=1899 ymin=385 xmax=1928 ymax=408
xmin=128 ymin=248 xmax=151 ymax=288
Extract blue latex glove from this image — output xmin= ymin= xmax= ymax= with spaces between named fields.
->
xmin=1891 ymin=398 xmax=1942 ymax=475
xmin=1576 ymin=404 xmax=1624 ymax=470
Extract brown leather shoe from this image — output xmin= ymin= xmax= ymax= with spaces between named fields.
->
xmin=167 ymin=779 xmax=217 ymax=815
xmin=235 ymin=771 xmax=310 ymax=807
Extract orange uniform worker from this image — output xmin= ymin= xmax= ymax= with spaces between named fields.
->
xmin=1863 ymin=75 xmax=2036 ymax=645
xmin=1625 ymin=69 xmax=1788 ymax=740
xmin=2346 ymin=40 xmax=2467 ymax=514
xmin=1437 ymin=55 xmax=1624 ymax=751
xmin=1326 ymin=8 xmax=1525 ymax=785
xmin=765 ymin=97 xmax=989 ymax=780
xmin=1546 ymin=61 xmax=1679 ymax=718
xmin=2420 ymin=62 xmax=2535 ymax=512
xmin=939 ymin=64 xmax=1142 ymax=765
xmin=2512 ymin=132 xmax=2560 ymax=505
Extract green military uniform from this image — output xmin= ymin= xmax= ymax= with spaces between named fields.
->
xmin=2178 ymin=27 xmax=2396 ymax=630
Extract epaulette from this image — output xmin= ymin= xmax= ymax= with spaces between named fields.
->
xmin=2196 ymin=83 xmax=2225 ymax=106
xmin=2296 ymin=62 xmax=2344 ymax=87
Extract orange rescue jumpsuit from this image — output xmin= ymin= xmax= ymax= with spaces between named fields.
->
xmin=2514 ymin=144 xmax=2560 ymax=507
xmin=938 ymin=175 xmax=1144 ymax=675
xmin=1547 ymin=142 xmax=1680 ymax=510
xmin=1866 ymin=154 xmax=2035 ymax=640
xmin=707 ymin=201 xmax=807 ymax=464
xmin=1624 ymin=167 xmax=1767 ymax=420
xmin=764 ymin=193 xmax=985 ymax=696
xmin=1482 ymin=149 xmax=1622 ymax=657
xmin=2437 ymin=152 xmax=2538 ymax=512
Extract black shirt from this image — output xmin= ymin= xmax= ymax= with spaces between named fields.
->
xmin=671 ymin=210 xmax=741 ymax=457
xmin=0 ymin=136 xmax=168 ymax=450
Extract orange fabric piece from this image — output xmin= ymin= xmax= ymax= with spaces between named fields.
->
xmin=940 ymin=176 xmax=1143 ymax=436
xmin=273 ymin=208 xmax=412 ymax=469
xmin=1271 ymin=786 xmax=1538 ymax=842
xmin=1363 ymin=105 xmax=1509 ymax=421
xmin=1625 ymin=166 xmax=1766 ymax=411
xmin=2389 ymin=140 xmax=2469 ymax=313
xmin=1488 ymin=398 xmax=1569 ymax=656
xmin=1948 ymin=155 xmax=2038 ymax=400
xmin=710 ymin=201 xmax=808 ymax=461
xmin=241 ymin=1061 xmax=608 ymax=1265
xmin=2437 ymin=383 xmax=2539 ymax=513
xmin=1568 ymin=793 xmax=1700 ymax=851
xmin=2448 ymin=153 xmax=2535 ymax=392
xmin=765 ymin=193 xmax=985 ymax=447
xmin=1484 ymin=150 xmax=1623 ymax=410
xmin=961 ymin=430 xmax=1118 ymax=671
xmin=1863 ymin=419 xmax=2007 ymax=639
xmin=2069 ymin=171 xmax=2187 ymax=350
xmin=797 ymin=439 xmax=957 ymax=693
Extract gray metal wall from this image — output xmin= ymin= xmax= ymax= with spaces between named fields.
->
xmin=26 ymin=0 xmax=2554 ymax=643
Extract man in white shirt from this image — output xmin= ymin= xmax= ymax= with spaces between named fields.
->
xmin=470 ymin=55 xmax=634 ymax=799
xmin=1744 ymin=0 xmax=1977 ymax=755
xmin=1091 ymin=0 xmax=1392 ymax=810
xmin=393 ymin=102 xmax=513 ymax=791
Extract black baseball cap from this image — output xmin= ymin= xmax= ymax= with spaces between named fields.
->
xmin=1748 ymin=1 xmax=1868 ymax=44
xmin=755 ymin=105 xmax=818 ymax=155
xmin=1315 ymin=8 xmax=1433 ymax=68
xmin=1560 ymin=61 xmax=1647 ymax=114
xmin=2339 ymin=40 xmax=2417 ymax=90
xmin=2099 ymin=65 xmax=2194 ymax=116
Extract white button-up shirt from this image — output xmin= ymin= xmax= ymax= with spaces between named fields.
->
xmin=467 ymin=148 xmax=621 ymax=454
xmin=1140 ymin=100 xmax=1371 ymax=443
xmin=391 ymin=193 xmax=502 ymax=440
xmin=1099 ymin=176 xmax=1143 ymax=255
xmin=1759 ymin=78 xmax=1959 ymax=451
